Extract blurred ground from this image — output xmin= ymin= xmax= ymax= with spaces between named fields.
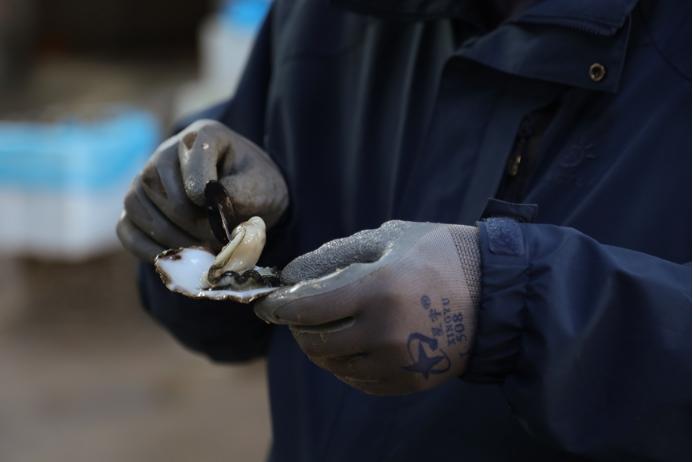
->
xmin=0 ymin=252 xmax=271 ymax=462
xmin=0 ymin=56 xmax=272 ymax=462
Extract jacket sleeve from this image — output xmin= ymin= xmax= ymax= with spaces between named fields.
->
xmin=138 ymin=8 xmax=280 ymax=363
xmin=464 ymin=217 xmax=691 ymax=461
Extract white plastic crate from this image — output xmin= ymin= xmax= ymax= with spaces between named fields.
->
xmin=0 ymin=107 xmax=159 ymax=260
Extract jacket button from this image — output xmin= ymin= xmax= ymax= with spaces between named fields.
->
xmin=589 ymin=63 xmax=606 ymax=82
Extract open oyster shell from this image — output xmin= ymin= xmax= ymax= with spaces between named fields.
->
xmin=154 ymin=216 xmax=280 ymax=303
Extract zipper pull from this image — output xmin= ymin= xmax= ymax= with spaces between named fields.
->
xmin=507 ymin=118 xmax=534 ymax=177
xmin=508 ymin=153 xmax=522 ymax=177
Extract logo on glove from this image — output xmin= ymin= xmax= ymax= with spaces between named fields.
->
xmin=402 ymin=332 xmax=451 ymax=379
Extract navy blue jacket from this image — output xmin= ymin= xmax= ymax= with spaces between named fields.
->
xmin=139 ymin=0 xmax=691 ymax=460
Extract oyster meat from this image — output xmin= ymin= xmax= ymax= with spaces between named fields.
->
xmin=155 ymin=216 xmax=280 ymax=303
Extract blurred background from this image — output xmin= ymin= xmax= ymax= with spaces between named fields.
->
xmin=0 ymin=0 xmax=271 ymax=460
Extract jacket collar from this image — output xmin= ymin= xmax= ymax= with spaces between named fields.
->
xmin=515 ymin=0 xmax=638 ymax=35
xmin=334 ymin=0 xmax=639 ymax=92
xmin=456 ymin=13 xmax=632 ymax=93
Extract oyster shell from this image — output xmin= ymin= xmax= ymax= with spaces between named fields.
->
xmin=154 ymin=216 xmax=280 ymax=303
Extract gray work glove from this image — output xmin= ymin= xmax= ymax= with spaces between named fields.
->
xmin=117 ymin=120 xmax=289 ymax=262
xmin=254 ymin=220 xmax=481 ymax=396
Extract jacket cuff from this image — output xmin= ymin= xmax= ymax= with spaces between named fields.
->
xmin=463 ymin=218 xmax=530 ymax=383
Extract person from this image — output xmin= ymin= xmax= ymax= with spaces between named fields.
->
xmin=116 ymin=0 xmax=691 ymax=460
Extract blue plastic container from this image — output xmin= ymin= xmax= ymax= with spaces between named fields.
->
xmin=0 ymin=107 xmax=160 ymax=259
xmin=0 ymin=108 xmax=159 ymax=193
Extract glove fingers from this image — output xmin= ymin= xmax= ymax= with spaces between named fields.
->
xmin=254 ymin=263 xmax=376 ymax=325
xmin=320 ymin=355 xmax=390 ymax=394
xmin=141 ymin=143 xmax=213 ymax=242
xmin=219 ymin=169 xmax=288 ymax=228
xmin=124 ymin=180 xmax=200 ymax=250
xmin=290 ymin=328 xmax=390 ymax=390
xmin=290 ymin=319 xmax=373 ymax=359
xmin=280 ymin=220 xmax=411 ymax=284
xmin=229 ymin=130 xmax=276 ymax=165
xmin=116 ymin=212 xmax=165 ymax=263
xmin=178 ymin=120 xmax=232 ymax=206
xmin=329 ymin=346 xmax=415 ymax=396
xmin=279 ymin=230 xmax=386 ymax=285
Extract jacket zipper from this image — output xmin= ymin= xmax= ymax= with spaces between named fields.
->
xmin=507 ymin=117 xmax=534 ymax=177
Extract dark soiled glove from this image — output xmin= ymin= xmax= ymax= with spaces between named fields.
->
xmin=254 ymin=220 xmax=481 ymax=395
xmin=117 ymin=120 xmax=289 ymax=262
